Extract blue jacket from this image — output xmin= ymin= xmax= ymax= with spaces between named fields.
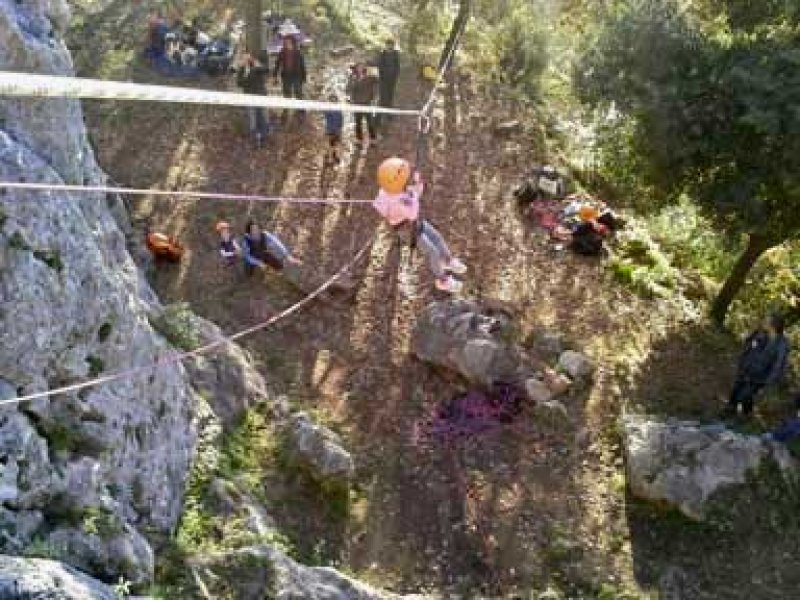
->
xmin=324 ymin=111 xmax=344 ymax=134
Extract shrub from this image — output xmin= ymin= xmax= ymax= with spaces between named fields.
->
xmin=149 ymin=303 xmax=201 ymax=351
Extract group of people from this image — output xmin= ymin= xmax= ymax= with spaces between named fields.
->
xmin=216 ymin=220 xmax=301 ymax=274
xmin=235 ymin=35 xmax=401 ymax=157
xmin=145 ymin=13 xmax=233 ymax=76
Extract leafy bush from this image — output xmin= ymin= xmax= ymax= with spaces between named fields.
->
xmin=149 ymin=303 xmax=201 ymax=351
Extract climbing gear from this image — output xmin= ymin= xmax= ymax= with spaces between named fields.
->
xmin=377 ymin=157 xmax=411 ymax=194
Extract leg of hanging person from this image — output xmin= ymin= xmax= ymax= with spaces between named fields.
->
xmin=417 ymin=223 xmax=449 ymax=281
xmin=420 ymin=220 xmax=453 ymax=264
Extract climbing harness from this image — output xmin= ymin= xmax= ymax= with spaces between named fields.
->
xmin=0 ymin=181 xmax=374 ymax=205
xmin=0 ymin=235 xmax=375 ymax=408
xmin=0 ymin=71 xmax=419 ymax=116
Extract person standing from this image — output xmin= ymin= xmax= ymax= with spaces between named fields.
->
xmin=376 ymin=38 xmax=400 ymax=127
xmin=273 ymin=35 xmax=307 ymax=122
xmin=235 ymin=51 xmax=269 ymax=147
xmin=347 ymin=63 xmax=378 ymax=144
xmin=725 ymin=314 xmax=790 ymax=417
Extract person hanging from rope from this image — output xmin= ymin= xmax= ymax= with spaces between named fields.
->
xmin=373 ymin=157 xmax=467 ymax=293
xmin=235 ymin=51 xmax=270 ymax=148
xmin=273 ymin=34 xmax=307 ymax=123
xmin=242 ymin=220 xmax=302 ymax=275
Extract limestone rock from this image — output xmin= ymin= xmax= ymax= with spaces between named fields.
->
xmin=411 ymin=300 xmax=521 ymax=386
xmin=189 ymin=545 xmax=406 ymax=600
xmin=285 ymin=413 xmax=355 ymax=485
xmin=525 ymin=378 xmax=554 ymax=404
xmin=0 ymin=555 xmax=117 ymax=599
xmin=623 ymin=415 xmax=797 ymax=520
xmin=557 ymin=351 xmax=595 ymax=381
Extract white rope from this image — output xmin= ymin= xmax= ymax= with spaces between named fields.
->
xmin=0 ymin=71 xmax=419 ymax=116
xmin=0 ymin=181 xmax=374 ymax=205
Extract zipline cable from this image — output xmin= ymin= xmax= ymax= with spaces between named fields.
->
xmin=0 ymin=235 xmax=375 ymax=408
xmin=0 ymin=71 xmax=420 ymax=116
xmin=0 ymin=181 xmax=374 ymax=205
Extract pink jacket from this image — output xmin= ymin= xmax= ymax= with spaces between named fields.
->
xmin=372 ymin=180 xmax=422 ymax=226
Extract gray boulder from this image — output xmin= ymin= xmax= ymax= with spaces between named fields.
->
xmin=285 ymin=413 xmax=355 ymax=485
xmin=189 ymin=545 xmax=403 ymax=600
xmin=623 ymin=415 xmax=797 ymax=520
xmin=411 ymin=300 xmax=521 ymax=387
xmin=557 ymin=351 xmax=595 ymax=381
xmin=0 ymin=555 xmax=117 ymax=599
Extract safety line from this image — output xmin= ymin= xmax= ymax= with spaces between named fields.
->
xmin=0 ymin=71 xmax=420 ymax=116
xmin=0 ymin=235 xmax=375 ymax=408
xmin=0 ymin=181 xmax=374 ymax=205
xmin=420 ymin=6 xmax=470 ymax=117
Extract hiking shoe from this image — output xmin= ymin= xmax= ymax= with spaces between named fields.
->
xmin=447 ymin=258 xmax=467 ymax=275
xmin=435 ymin=275 xmax=463 ymax=294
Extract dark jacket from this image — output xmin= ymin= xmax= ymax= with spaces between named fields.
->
xmin=377 ymin=48 xmax=400 ymax=83
xmin=236 ymin=63 xmax=268 ymax=94
xmin=274 ymin=48 xmax=306 ymax=83
xmin=324 ymin=111 xmax=344 ymax=134
xmin=347 ymin=74 xmax=378 ymax=105
xmin=738 ymin=330 xmax=790 ymax=385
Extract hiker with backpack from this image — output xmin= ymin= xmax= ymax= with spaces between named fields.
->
xmin=724 ymin=314 xmax=790 ymax=418
xmin=235 ymin=52 xmax=270 ymax=147
xmin=373 ymin=157 xmax=467 ymax=293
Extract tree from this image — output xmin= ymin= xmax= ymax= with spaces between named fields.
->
xmin=575 ymin=0 xmax=800 ymax=325
xmin=439 ymin=0 xmax=472 ymax=71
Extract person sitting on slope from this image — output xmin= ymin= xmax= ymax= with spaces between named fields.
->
xmin=216 ymin=221 xmax=241 ymax=266
xmin=373 ymin=157 xmax=467 ymax=293
xmin=242 ymin=220 xmax=301 ymax=275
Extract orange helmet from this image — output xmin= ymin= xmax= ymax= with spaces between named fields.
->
xmin=579 ymin=205 xmax=600 ymax=222
xmin=215 ymin=221 xmax=231 ymax=234
xmin=377 ymin=157 xmax=411 ymax=194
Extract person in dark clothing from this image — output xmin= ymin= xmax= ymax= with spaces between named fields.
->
xmin=726 ymin=314 xmax=790 ymax=417
xmin=242 ymin=221 xmax=300 ymax=275
xmin=347 ymin=63 xmax=378 ymax=143
xmin=236 ymin=52 xmax=269 ymax=147
xmin=273 ymin=36 xmax=306 ymax=121
xmin=375 ymin=38 xmax=400 ymax=126
xmin=323 ymin=93 xmax=344 ymax=166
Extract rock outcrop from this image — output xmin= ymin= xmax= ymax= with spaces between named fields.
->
xmin=284 ymin=412 xmax=355 ymax=486
xmin=623 ymin=415 xmax=797 ymax=520
xmin=0 ymin=555 xmax=117 ymax=600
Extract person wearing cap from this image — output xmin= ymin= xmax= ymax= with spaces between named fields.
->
xmin=375 ymin=37 xmax=400 ymax=126
xmin=724 ymin=314 xmax=790 ymax=417
xmin=216 ymin=222 xmax=240 ymax=266
xmin=274 ymin=34 xmax=307 ymax=121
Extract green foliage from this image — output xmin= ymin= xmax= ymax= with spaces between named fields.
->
xmin=81 ymin=506 xmax=122 ymax=540
xmin=8 ymin=231 xmax=30 ymax=251
xmin=610 ymin=226 xmax=678 ymax=298
xmin=97 ymin=321 xmax=113 ymax=343
xmin=23 ymin=537 xmax=60 ymax=560
xmin=149 ymin=303 xmax=201 ymax=351
xmin=32 ymin=249 xmax=64 ymax=272
xmin=86 ymin=355 xmax=105 ymax=378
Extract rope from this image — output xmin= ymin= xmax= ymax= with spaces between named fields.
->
xmin=0 ymin=181 xmax=374 ymax=205
xmin=0 ymin=235 xmax=375 ymax=408
xmin=420 ymin=6 xmax=470 ymax=117
xmin=0 ymin=71 xmax=419 ymax=116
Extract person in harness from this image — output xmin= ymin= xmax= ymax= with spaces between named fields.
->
xmin=242 ymin=220 xmax=301 ymax=275
xmin=373 ymin=157 xmax=467 ymax=293
xmin=724 ymin=314 xmax=790 ymax=417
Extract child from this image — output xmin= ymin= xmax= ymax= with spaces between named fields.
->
xmin=216 ymin=221 xmax=240 ymax=266
xmin=323 ymin=93 xmax=344 ymax=166
xmin=373 ymin=157 xmax=467 ymax=293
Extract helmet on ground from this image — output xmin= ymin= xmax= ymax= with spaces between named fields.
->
xmin=215 ymin=221 xmax=231 ymax=234
xmin=377 ymin=157 xmax=411 ymax=194
xmin=579 ymin=205 xmax=599 ymax=222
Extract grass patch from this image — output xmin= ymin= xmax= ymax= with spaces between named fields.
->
xmin=86 ymin=355 xmax=105 ymax=378
xmin=149 ymin=303 xmax=202 ymax=351
xmin=32 ymin=249 xmax=64 ymax=273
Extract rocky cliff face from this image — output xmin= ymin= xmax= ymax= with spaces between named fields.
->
xmin=0 ymin=0 xmax=202 ymax=584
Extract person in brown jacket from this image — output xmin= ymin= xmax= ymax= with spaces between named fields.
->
xmin=347 ymin=63 xmax=378 ymax=143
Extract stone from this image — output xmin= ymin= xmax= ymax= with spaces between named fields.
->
xmin=285 ymin=413 xmax=355 ymax=485
xmin=411 ymin=300 xmax=522 ymax=386
xmin=542 ymin=368 xmax=572 ymax=396
xmin=525 ymin=378 xmax=554 ymax=404
xmin=189 ymin=544 xmax=411 ymax=600
xmin=623 ymin=415 xmax=797 ymax=520
xmin=528 ymin=327 xmax=568 ymax=361
xmin=0 ymin=555 xmax=117 ymax=599
xmin=557 ymin=351 xmax=595 ymax=381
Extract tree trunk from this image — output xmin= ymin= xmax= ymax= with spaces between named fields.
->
xmin=438 ymin=0 xmax=471 ymax=71
xmin=710 ymin=233 xmax=774 ymax=327
xmin=245 ymin=0 xmax=263 ymax=56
